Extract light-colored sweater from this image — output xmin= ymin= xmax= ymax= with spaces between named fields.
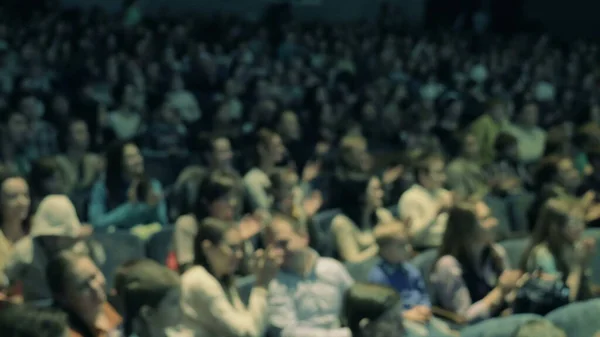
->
xmin=181 ymin=266 xmax=269 ymax=337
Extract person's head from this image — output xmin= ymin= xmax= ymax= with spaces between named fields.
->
xmin=374 ymin=222 xmax=412 ymax=264
xmin=66 ymin=118 xmax=90 ymax=151
xmin=277 ymin=110 xmax=301 ymax=141
xmin=269 ymin=169 xmax=299 ymax=215
xmin=19 ymin=95 xmax=44 ymax=121
xmin=31 ymin=195 xmax=82 ymax=253
xmin=512 ymin=319 xmax=566 ymax=337
xmin=51 ymin=94 xmax=70 ymax=117
xmin=534 ymin=155 xmax=580 ymax=192
xmin=526 ymin=198 xmax=585 ymax=262
xmin=114 ymin=82 xmax=141 ymax=111
xmin=29 ymin=157 xmax=65 ymax=197
xmin=256 ymin=129 xmax=286 ymax=166
xmin=336 ymin=174 xmax=384 ymax=218
xmin=487 ymin=98 xmax=507 ymax=122
xmin=106 ymin=141 xmax=144 ymax=181
xmin=0 ymin=173 xmax=30 ymax=226
xmin=414 ymin=152 xmax=446 ymax=190
xmin=114 ymin=259 xmax=181 ymax=337
xmin=343 ymin=283 xmax=404 ymax=337
xmin=461 ymin=133 xmax=480 ymax=159
xmin=339 ymin=135 xmax=370 ymax=173
xmin=438 ymin=203 xmax=497 ymax=262
xmin=0 ymin=305 xmax=69 ymax=337
xmin=207 ymin=137 xmax=234 ymax=170
xmin=194 ymin=170 xmax=238 ymax=221
xmin=518 ymin=102 xmax=540 ymax=128
xmin=47 ymin=252 xmax=106 ymax=321
xmin=160 ymin=99 xmax=181 ymax=125
xmin=264 ymin=213 xmax=309 ymax=269
xmin=4 ymin=110 xmax=29 ymax=146
xmin=193 ymin=218 xmax=243 ymax=284
xmin=494 ymin=132 xmax=519 ymax=161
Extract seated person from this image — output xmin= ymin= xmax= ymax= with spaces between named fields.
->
xmin=367 ymin=222 xmax=431 ymax=323
xmin=331 ymin=174 xmax=393 ymax=263
xmin=0 ymin=304 xmax=69 ymax=337
xmin=47 ymin=251 xmax=122 ymax=337
xmin=431 ymin=204 xmax=521 ymax=323
xmin=2 ymin=195 xmax=97 ymax=305
xmin=520 ymin=198 xmax=594 ymax=303
xmin=266 ymin=214 xmax=354 ymax=337
xmin=399 ymin=152 xmax=452 ymax=249
xmin=180 ymin=217 xmax=283 ymax=337
xmin=113 ymin=259 xmax=190 ymax=337
xmin=88 ymin=141 xmax=167 ymax=230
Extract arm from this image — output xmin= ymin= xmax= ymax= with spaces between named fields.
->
xmin=268 ymin=281 xmax=352 ymax=337
xmin=87 ymin=180 xmax=146 ymax=229
xmin=183 ymin=270 xmax=269 ymax=337
xmin=150 ymin=180 xmax=168 ymax=226
xmin=173 ymin=215 xmax=197 ymax=267
xmin=244 ymin=174 xmax=271 ymax=211
xmin=331 ymin=216 xmax=378 ymax=263
xmin=413 ymin=268 xmax=432 ymax=307
xmin=399 ymin=196 xmax=442 ymax=246
xmin=432 ymin=256 xmax=503 ymax=322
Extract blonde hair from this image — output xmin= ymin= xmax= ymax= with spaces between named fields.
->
xmin=374 ymin=221 xmax=407 ymax=247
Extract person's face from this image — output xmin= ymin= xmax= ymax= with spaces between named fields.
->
xmin=560 ymin=215 xmax=585 ymax=243
xmin=521 ymin=104 xmax=539 ymax=127
xmin=424 ymin=159 xmax=446 ymax=189
xmin=463 ymin=134 xmax=480 ymax=158
xmin=361 ymin=103 xmax=377 ymax=122
xmin=122 ymin=143 xmax=144 ymax=177
xmin=123 ymin=84 xmax=139 ymax=108
xmin=211 ymin=138 xmax=233 ymax=169
xmin=43 ymin=171 xmax=65 ymax=195
xmin=366 ymin=177 xmax=384 ymax=208
xmin=1 ymin=177 xmax=30 ymax=222
xmin=489 ymin=103 xmax=506 ymax=122
xmin=556 ymin=158 xmax=581 ymax=190
xmin=279 ymin=112 xmax=301 ymax=140
xmin=61 ymin=257 xmax=107 ymax=317
xmin=207 ymin=192 xmax=237 ymax=221
xmin=205 ymin=229 xmax=244 ymax=276
xmin=142 ymin=288 xmax=182 ymax=331
xmin=267 ymin=217 xmax=307 ymax=266
xmin=380 ymin=231 xmax=413 ymax=264
xmin=7 ymin=113 xmax=30 ymax=145
xmin=69 ymin=120 xmax=90 ymax=150
xmin=267 ymin=135 xmax=286 ymax=163
xmin=52 ymin=95 xmax=69 ymax=116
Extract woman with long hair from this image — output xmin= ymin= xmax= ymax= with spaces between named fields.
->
xmin=180 ymin=217 xmax=283 ymax=337
xmin=331 ymin=173 xmax=393 ymax=263
xmin=520 ymin=198 xmax=593 ymax=302
xmin=88 ymin=140 xmax=167 ymax=229
xmin=431 ymin=203 xmax=522 ymax=323
xmin=29 ymin=157 xmax=66 ymax=211
xmin=0 ymin=173 xmax=30 ymax=270
xmin=173 ymin=170 xmax=239 ymax=273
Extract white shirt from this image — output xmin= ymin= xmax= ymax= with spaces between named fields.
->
xmin=398 ymin=184 xmax=450 ymax=248
xmin=503 ymin=124 xmax=547 ymax=164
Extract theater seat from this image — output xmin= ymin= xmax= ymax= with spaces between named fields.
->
xmin=546 ymin=299 xmax=600 ymax=337
xmin=498 ymin=237 xmax=529 ymax=268
xmin=91 ymin=231 xmax=145 ymax=292
xmin=461 ymin=314 xmax=544 ymax=337
xmin=146 ymin=227 xmax=174 ymax=265
xmin=311 ymin=208 xmax=341 ymax=257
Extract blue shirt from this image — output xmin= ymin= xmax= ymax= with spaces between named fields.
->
xmin=367 ymin=260 xmax=431 ymax=310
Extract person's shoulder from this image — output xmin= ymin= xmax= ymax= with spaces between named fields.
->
xmin=176 ymin=214 xmax=197 ymax=229
xmin=181 ymin=266 xmax=221 ymax=292
xmin=10 ymin=237 xmax=35 ymax=263
xmin=331 ymin=213 xmax=353 ymax=232
xmin=433 ymin=255 xmax=461 ymax=275
xmin=243 ymin=168 xmax=268 ymax=184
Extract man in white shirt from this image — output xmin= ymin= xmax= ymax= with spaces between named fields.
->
xmin=265 ymin=214 xmax=354 ymax=337
xmin=399 ymin=152 xmax=452 ymax=249
xmin=503 ymin=102 xmax=546 ymax=165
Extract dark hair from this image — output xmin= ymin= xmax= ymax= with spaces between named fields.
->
xmin=494 ymin=132 xmax=518 ymax=154
xmin=333 ymin=173 xmax=374 ymax=227
xmin=193 ymin=217 xmax=236 ymax=286
xmin=46 ymin=251 xmax=90 ymax=297
xmin=105 ymin=140 xmax=145 ymax=207
xmin=193 ymin=170 xmax=237 ymax=221
xmin=413 ymin=151 xmax=445 ymax=184
xmin=533 ymin=155 xmax=568 ymax=191
xmin=0 ymin=305 xmax=68 ymax=337
xmin=59 ymin=118 xmax=87 ymax=152
xmin=29 ymin=157 xmax=61 ymax=199
xmin=343 ymin=283 xmax=404 ymax=337
xmin=436 ymin=205 xmax=504 ymax=274
xmin=255 ymin=128 xmax=279 ymax=163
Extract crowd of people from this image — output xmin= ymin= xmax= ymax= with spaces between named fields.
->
xmin=2 ymin=1 xmax=600 ymax=337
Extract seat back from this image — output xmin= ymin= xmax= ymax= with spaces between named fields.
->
xmin=460 ymin=314 xmax=544 ymax=337
xmin=546 ymin=299 xmax=600 ymax=337
xmin=311 ymin=208 xmax=341 ymax=257
xmin=498 ymin=237 xmax=529 ymax=268
xmin=409 ymin=248 xmax=438 ymax=300
xmin=146 ymin=227 xmax=175 ymax=265
xmin=92 ymin=231 xmax=145 ymax=292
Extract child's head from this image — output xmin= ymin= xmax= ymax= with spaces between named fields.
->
xmin=375 ymin=222 xmax=412 ymax=264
